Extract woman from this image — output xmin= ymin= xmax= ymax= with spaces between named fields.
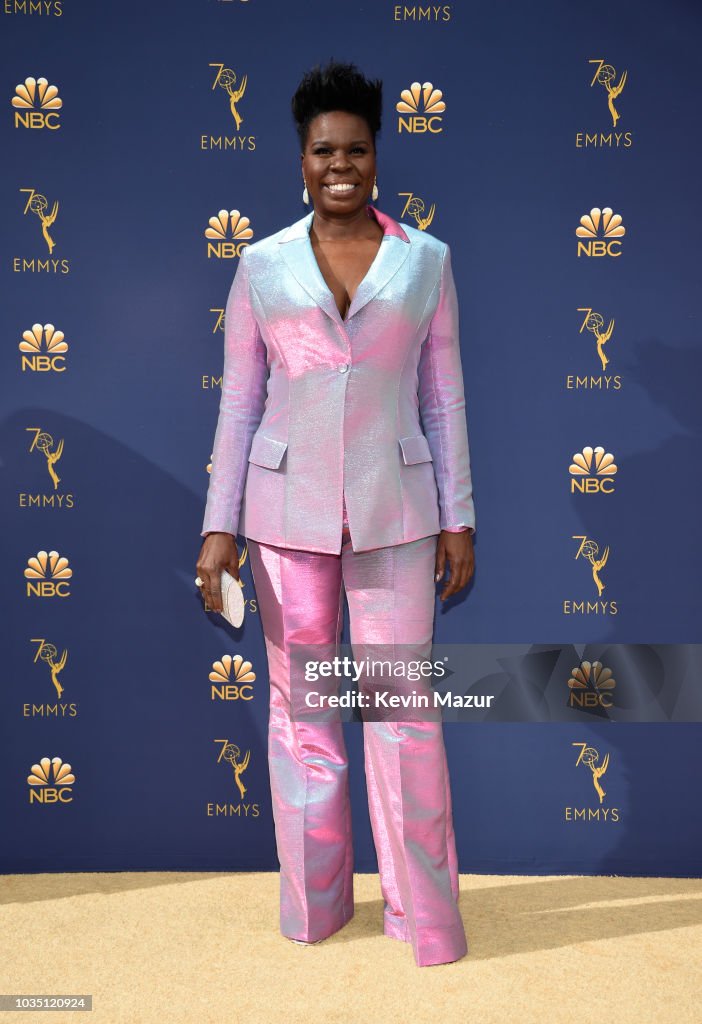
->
xmin=196 ymin=61 xmax=476 ymax=967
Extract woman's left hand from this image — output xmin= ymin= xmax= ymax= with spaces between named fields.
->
xmin=434 ymin=531 xmax=475 ymax=602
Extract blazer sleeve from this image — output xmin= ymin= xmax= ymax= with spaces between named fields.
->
xmin=417 ymin=243 xmax=476 ymax=535
xmin=201 ymin=247 xmax=269 ymax=538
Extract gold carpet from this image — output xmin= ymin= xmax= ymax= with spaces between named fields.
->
xmin=1 ymin=872 xmax=700 ymax=1024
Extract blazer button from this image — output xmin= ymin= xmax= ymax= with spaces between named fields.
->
xmin=337 ymin=362 xmax=349 ymax=373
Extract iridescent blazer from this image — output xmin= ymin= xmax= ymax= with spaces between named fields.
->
xmin=201 ymin=204 xmax=476 ymax=554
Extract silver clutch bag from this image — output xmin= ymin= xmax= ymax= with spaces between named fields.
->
xmin=219 ymin=569 xmax=245 ymax=628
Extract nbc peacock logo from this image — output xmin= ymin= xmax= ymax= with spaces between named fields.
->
xmin=27 ymin=755 xmax=75 ymax=803
xmin=209 ymin=654 xmax=256 ymax=702
xmin=576 ymin=207 xmax=625 ymax=257
xmin=569 ymin=446 xmax=618 ymax=494
xmin=19 ymin=323 xmax=68 ymax=373
xmin=568 ymin=661 xmax=616 ymax=710
xmin=12 ymin=76 xmax=62 ymax=129
xmin=396 ymin=81 xmax=445 ymax=134
xmin=205 ymin=209 xmax=253 ymax=258
xmin=24 ymin=549 xmax=72 ymax=598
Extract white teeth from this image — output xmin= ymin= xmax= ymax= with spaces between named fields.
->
xmin=326 ymin=183 xmax=355 ymax=191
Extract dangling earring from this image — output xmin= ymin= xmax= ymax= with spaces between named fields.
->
xmin=371 ymin=176 xmax=379 ymax=201
xmin=302 ymin=178 xmax=309 ymax=205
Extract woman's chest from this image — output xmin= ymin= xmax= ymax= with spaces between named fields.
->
xmin=310 ymin=237 xmax=383 ymax=321
xmin=247 ymin=242 xmax=441 ymax=349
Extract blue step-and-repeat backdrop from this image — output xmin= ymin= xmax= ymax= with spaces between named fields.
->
xmin=2 ymin=0 xmax=701 ymax=875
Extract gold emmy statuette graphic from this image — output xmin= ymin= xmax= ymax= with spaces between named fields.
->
xmin=589 ymin=60 xmax=627 ymax=127
xmin=396 ymin=81 xmax=445 ymax=133
xmin=217 ymin=741 xmax=251 ymax=799
xmin=399 ymin=193 xmax=436 ymax=231
xmin=34 ymin=639 xmax=69 ymax=700
xmin=579 ymin=309 xmax=615 ymax=371
xmin=573 ymin=742 xmax=610 ymax=804
xmin=21 ymin=189 xmax=59 ymax=253
xmin=209 ymin=654 xmax=256 ymax=701
xmin=204 ymin=209 xmax=253 ymax=258
xmin=12 ymin=76 xmax=62 ymax=128
xmin=569 ymin=446 xmax=617 ymax=493
xmin=27 ymin=427 xmax=64 ymax=489
xmin=573 ymin=536 xmax=610 ymax=596
xmin=568 ymin=661 xmax=616 ymax=709
xmin=212 ymin=65 xmax=247 ymax=130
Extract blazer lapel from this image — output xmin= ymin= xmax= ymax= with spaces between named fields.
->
xmin=346 ymin=233 xmax=410 ymax=320
xmin=278 ymin=206 xmax=411 ymax=327
xmin=278 ymin=211 xmax=342 ymax=325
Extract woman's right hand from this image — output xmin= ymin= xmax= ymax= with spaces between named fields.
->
xmin=196 ymin=532 xmax=239 ymax=614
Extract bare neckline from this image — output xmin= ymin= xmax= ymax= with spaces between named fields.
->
xmin=308 ymin=217 xmax=385 ymax=321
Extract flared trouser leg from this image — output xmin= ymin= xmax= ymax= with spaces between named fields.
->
xmin=342 ymin=533 xmax=467 ymax=967
xmin=247 ymin=538 xmax=354 ymax=943
xmin=248 ymin=509 xmax=467 ymax=966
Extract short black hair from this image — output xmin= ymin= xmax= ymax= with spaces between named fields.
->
xmin=291 ymin=59 xmax=383 ymax=152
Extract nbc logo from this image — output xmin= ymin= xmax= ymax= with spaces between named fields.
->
xmin=569 ymin=446 xmax=618 ymax=493
xmin=12 ymin=76 xmax=62 ymax=128
xmin=209 ymin=654 xmax=256 ymax=701
xmin=396 ymin=81 xmax=445 ymax=133
xmin=27 ymin=755 xmax=75 ymax=803
xmin=205 ymin=209 xmax=253 ymax=258
xmin=568 ymin=661 xmax=616 ymax=709
xmin=24 ymin=549 xmax=72 ymax=597
xmin=576 ymin=207 xmax=625 ymax=257
xmin=19 ymin=323 xmax=68 ymax=372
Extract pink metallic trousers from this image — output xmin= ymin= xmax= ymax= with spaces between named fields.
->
xmin=246 ymin=496 xmax=468 ymax=967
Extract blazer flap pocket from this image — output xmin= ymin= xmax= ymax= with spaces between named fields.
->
xmin=248 ymin=433 xmax=288 ymax=470
xmin=399 ymin=434 xmax=433 ymax=465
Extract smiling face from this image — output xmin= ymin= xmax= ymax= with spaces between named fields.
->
xmin=301 ymin=110 xmax=377 ymax=216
